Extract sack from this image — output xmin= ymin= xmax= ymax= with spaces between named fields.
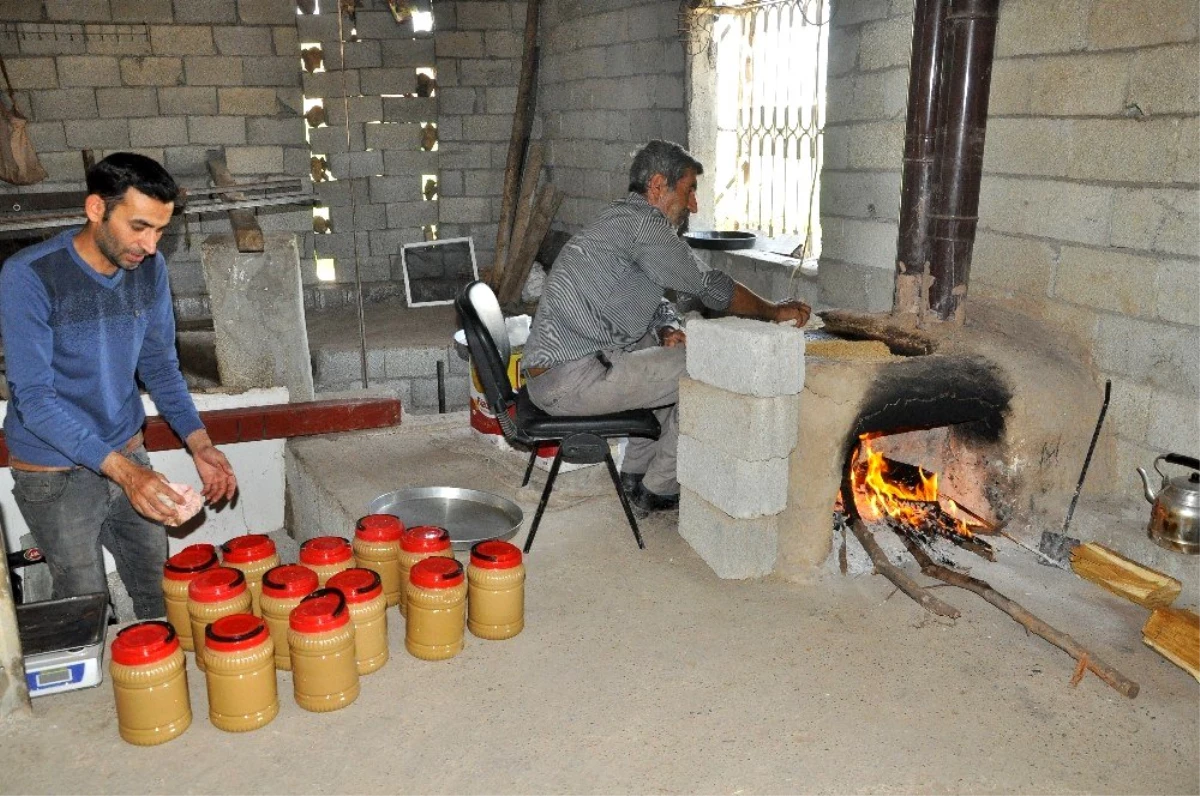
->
xmin=0 ymin=55 xmax=48 ymax=186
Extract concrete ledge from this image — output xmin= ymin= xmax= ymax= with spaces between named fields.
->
xmin=686 ymin=316 xmax=805 ymax=397
xmin=678 ymin=377 xmax=799 ymax=460
xmin=677 ymin=435 xmax=790 ymax=519
xmin=678 ymin=486 xmax=778 ymax=579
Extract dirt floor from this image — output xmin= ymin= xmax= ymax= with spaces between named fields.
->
xmin=2 ymin=418 xmax=1197 ymax=794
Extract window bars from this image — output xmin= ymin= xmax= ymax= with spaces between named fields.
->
xmin=707 ymin=0 xmax=828 ymax=258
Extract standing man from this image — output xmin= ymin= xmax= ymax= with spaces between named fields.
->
xmin=522 ymin=140 xmax=809 ymax=516
xmin=0 ymin=152 xmax=237 ymax=618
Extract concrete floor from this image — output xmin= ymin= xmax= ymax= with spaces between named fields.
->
xmin=3 ymin=414 xmax=1198 ymax=795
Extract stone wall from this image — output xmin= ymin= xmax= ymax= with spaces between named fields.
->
xmin=538 ymin=0 xmax=689 ymax=232
xmin=0 ymin=0 xmax=310 ymax=321
xmin=821 ymin=0 xmax=1199 ymax=501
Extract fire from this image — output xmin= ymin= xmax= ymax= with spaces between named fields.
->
xmin=849 ymin=434 xmax=978 ymax=537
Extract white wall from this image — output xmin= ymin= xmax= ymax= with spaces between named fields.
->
xmin=1 ymin=388 xmax=290 ymax=569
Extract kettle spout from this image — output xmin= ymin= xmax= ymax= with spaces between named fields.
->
xmin=1136 ymin=467 xmax=1158 ymax=503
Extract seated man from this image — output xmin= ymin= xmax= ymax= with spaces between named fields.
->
xmin=522 ymin=139 xmax=809 ymax=515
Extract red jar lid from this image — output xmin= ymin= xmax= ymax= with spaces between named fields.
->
xmin=163 ymin=543 xmax=219 ymax=581
xmin=470 ymin=540 xmax=523 ymax=570
xmin=355 ymin=514 xmax=404 ymax=543
xmin=261 ymin=564 xmax=319 ymax=599
xmin=111 ymin=620 xmax=179 ymax=666
xmin=205 ymin=613 xmax=269 ymax=652
xmin=188 ymin=566 xmax=247 ymax=603
xmin=327 ymin=568 xmax=383 ymax=604
xmin=299 ymin=536 xmax=353 ymax=565
xmin=289 ymin=589 xmax=350 ymax=633
xmin=410 ymin=556 xmax=464 ymax=589
xmin=401 ymin=525 xmax=451 ymax=553
xmin=221 ymin=534 xmax=277 ymax=564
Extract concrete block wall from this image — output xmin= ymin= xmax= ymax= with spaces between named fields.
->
xmin=538 ymin=0 xmax=689 ymax=233
xmin=0 ymin=0 xmax=310 ymax=322
xmin=819 ymin=0 xmax=1199 ymax=502
xmin=677 ymin=317 xmax=806 ymax=579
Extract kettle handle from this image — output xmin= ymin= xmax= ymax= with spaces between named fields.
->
xmin=1154 ymin=453 xmax=1200 ymax=480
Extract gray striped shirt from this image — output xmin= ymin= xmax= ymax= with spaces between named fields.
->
xmin=523 ymin=193 xmax=735 ymax=369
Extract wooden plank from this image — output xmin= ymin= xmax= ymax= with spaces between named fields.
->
xmin=1143 ymin=607 xmax=1200 ymax=681
xmin=1069 ymin=542 xmax=1182 ymax=610
xmin=206 ymin=150 xmax=265 ymax=253
xmin=497 ymin=183 xmax=562 ymax=308
xmin=0 ymin=397 xmax=402 ymax=467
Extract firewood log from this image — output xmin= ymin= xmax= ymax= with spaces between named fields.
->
xmin=1070 ymin=543 xmax=1182 ymax=610
xmin=1142 ymin=607 xmax=1199 ymax=681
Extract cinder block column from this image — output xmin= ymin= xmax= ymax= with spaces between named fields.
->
xmin=201 ymin=232 xmax=315 ymax=401
xmin=678 ymin=317 xmax=805 ymax=579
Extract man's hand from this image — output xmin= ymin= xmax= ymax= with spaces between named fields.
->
xmin=100 ymin=451 xmax=182 ymax=524
xmin=659 ymin=328 xmax=687 ymax=348
xmin=773 ymin=299 xmax=812 ymax=326
xmin=186 ymin=429 xmax=238 ymax=505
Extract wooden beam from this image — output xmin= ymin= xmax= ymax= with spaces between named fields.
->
xmin=206 ymin=150 xmax=265 ymax=253
xmin=0 ymin=396 xmax=402 ymax=467
xmin=1143 ymin=607 xmax=1199 ymax=680
xmin=1070 ymin=543 xmax=1182 ymax=610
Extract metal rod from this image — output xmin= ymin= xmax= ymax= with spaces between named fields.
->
xmin=436 ymin=360 xmax=446 ymax=413
xmin=0 ymin=193 xmax=315 ymax=235
xmin=1062 ymin=379 xmax=1112 ymax=536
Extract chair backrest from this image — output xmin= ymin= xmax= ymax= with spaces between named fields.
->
xmin=455 ymin=280 xmax=517 ymax=418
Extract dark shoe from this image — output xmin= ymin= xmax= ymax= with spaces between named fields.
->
xmin=619 ymin=471 xmax=644 ymax=497
xmin=629 ymin=482 xmax=680 ymax=514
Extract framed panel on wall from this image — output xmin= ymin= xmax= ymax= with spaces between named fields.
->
xmin=399 ymin=237 xmax=478 ymax=307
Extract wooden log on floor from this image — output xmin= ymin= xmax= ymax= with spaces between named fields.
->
xmin=1070 ymin=542 xmax=1182 ymax=610
xmin=206 ymin=151 xmax=264 ymax=253
xmin=497 ymin=183 xmax=563 ymax=308
xmin=849 ymin=518 xmax=961 ymax=619
xmin=1142 ymin=607 xmax=1199 ymax=680
xmin=901 ymin=535 xmax=1140 ymax=698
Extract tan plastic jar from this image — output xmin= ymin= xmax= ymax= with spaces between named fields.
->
xmin=467 ymin=540 xmax=525 ymax=641
xmin=161 ymin=544 xmax=219 ymax=652
xmin=405 ymin=557 xmax=467 ymax=661
xmin=202 ymin=613 xmax=278 ymax=732
xmin=110 ymin=620 xmax=191 ymax=746
xmin=328 ymin=568 xmax=389 ymax=675
xmin=397 ymin=525 xmax=454 ymax=617
xmin=288 ymin=589 xmax=360 ymax=712
xmin=220 ymin=534 xmax=280 ymax=617
xmin=187 ymin=567 xmax=252 ymax=672
xmin=299 ymin=536 xmax=355 ymax=586
xmin=352 ymin=514 xmax=404 ymax=607
xmin=260 ymin=564 xmax=320 ymax=671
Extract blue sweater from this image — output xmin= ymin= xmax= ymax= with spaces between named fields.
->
xmin=0 ymin=228 xmax=203 ymax=472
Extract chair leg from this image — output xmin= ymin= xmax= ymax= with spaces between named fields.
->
xmin=604 ymin=448 xmax=646 ymax=550
xmin=522 ymin=447 xmax=563 ymax=553
xmin=520 ymin=448 xmax=537 ymax=487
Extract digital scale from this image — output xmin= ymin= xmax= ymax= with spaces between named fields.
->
xmin=16 ymin=592 xmax=110 ymax=698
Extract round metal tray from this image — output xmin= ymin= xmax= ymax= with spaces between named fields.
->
xmin=683 ymin=230 xmax=758 ymax=250
xmin=367 ymin=487 xmax=524 ymax=551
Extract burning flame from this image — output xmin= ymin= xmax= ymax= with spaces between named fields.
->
xmin=849 ymin=434 xmax=978 ymax=537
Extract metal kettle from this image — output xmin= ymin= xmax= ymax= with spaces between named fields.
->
xmin=1137 ymin=453 xmax=1200 ymax=554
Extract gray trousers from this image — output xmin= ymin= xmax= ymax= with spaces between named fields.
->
xmin=525 ymin=336 xmax=684 ymax=495
xmin=10 ymin=446 xmax=168 ymax=619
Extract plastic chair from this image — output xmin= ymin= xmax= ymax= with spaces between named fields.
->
xmin=455 ymin=280 xmax=661 ymax=552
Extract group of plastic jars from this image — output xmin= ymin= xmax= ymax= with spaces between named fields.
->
xmin=110 ymin=517 xmax=525 ymax=746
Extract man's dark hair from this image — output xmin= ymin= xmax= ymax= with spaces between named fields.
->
xmin=86 ymin=152 xmax=180 ymax=217
xmin=628 ymin=139 xmax=704 ymax=194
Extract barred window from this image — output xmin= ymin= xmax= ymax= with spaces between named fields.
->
xmin=692 ymin=0 xmax=829 ymax=260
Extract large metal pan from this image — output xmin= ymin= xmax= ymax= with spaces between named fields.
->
xmin=367 ymin=487 xmax=523 ymax=551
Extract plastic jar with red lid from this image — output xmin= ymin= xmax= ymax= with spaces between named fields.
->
xmin=161 ymin=544 xmax=219 ymax=652
xmin=288 ymin=588 xmax=360 ymax=712
xmin=328 ymin=567 xmax=389 ymax=675
xmin=260 ymin=564 xmax=320 ymax=671
xmin=220 ymin=534 xmax=280 ymax=617
xmin=109 ymin=620 xmax=191 ymax=745
xmin=298 ymin=535 xmax=355 ymax=586
xmin=405 ymin=556 xmax=467 ymax=661
xmin=397 ymin=525 xmax=454 ymax=617
xmin=467 ymin=540 xmax=525 ymax=641
xmin=187 ymin=566 xmax=252 ymax=671
xmin=352 ymin=514 xmax=404 ymax=607
xmin=202 ymin=613 xmax=278 ymax=732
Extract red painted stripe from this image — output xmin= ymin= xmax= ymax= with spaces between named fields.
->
xmin=0 ymin=397 xmax=402 ymax=467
